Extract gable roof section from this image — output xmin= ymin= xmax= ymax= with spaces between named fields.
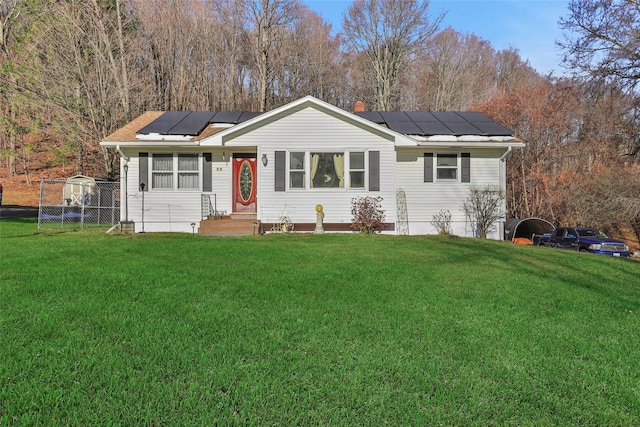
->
xmin=102 ymin=111 xmax=164 ymax=143
xmin=101 ymin=111 xmax=230 ymax=146
xmin=199 ymin=96 xmax=417 ymax=147
xmin=102 ymin=96 xmax=522 ymax=149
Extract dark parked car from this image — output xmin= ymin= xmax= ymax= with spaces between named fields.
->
xmin=533 ymin=227 xmax=630 ymax=257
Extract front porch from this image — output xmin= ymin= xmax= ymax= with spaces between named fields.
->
xmin=198 ymin=213 xmax=261 ymax=236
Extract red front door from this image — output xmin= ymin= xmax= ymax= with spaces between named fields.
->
xmin=232 ymin=154 xmax=257 ymax=213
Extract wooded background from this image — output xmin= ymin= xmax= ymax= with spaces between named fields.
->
xmin=1 ymin=0 xmax=639 ymax=242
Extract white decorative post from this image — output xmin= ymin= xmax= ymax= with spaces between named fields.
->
xmin=314 ymin=204 xmax=325 ymax=234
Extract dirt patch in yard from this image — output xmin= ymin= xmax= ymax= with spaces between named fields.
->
xmin=0 ymin=167 xmax=72 ymax=207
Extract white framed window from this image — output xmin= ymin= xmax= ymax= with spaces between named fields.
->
xmin=281 ymin=150 xmax=376 ymax=190
xmin=349 ymin=152 xmax=365 ymax=188
xmin=151 ymin=153 xmax=200 ymax=190
xmin=310 ymin=152 xmax=344 ymax=188
xmin=177 ymin=154 xmax=199 ymax=189
xmin=436 ymin=154 xmax=458 ymax=180
xmin=152 ymin=153 xmax=174 ymax=189
xmin=289 ymin=152 xmax=305 ymax=188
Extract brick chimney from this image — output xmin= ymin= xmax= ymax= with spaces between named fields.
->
xmin=354 ymin=100 xmax=365 ymax=113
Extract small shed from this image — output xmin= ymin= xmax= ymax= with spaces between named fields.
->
xmin=63 ymin=175 xmax=96 ymax=206
xmin=504 ymin=218 xmax=554 ymax=244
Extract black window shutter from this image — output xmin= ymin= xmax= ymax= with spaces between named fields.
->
xmin=461 ymin=153 xmax=471 ymax=183
xmin=369 ymin=151 xmax=380 ymax=191
xmin=275 ymin=151 xmax=285 ymax=191
xmin=424 ymin=153 xmax=433 ymax=182
xmin=139 ymin=152 xmax=149 ymax=191
xmin=202 ymin=153 xmax=212 ymax=192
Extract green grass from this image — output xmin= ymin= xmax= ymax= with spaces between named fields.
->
xmin=1 ymin=218 xmax=639 ymax=425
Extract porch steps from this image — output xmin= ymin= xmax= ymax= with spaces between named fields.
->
xmin=198 ymin=213 xmax=260 ymax=236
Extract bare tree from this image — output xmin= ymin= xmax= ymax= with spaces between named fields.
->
xmin=0 ymin=0 xmax=19 ymax=56
xmin=416 ymin=28 xmax=496 ymax=111
xmin=342 ymin=0 xmax=442 ymax=111
xmin=558 ymin=0 xmax=640 ymax=167
xmin=0 ymin=0 xmax=51 ymax=179
xmin=494 ymin=47 xmax=539 ymax=93
xmin=462 ymin=185 xmax=505 ymax=239
xmin=559 ymin=0 xmax=640 ymax=90
xmin=276 ymin=6 xmax=342 ymax=103
xmin=210 ymin=0 xmax=250 ymax=110
xmin=0 ymin=0 xmax=21 ymax=175
xmin=34 ymin=0 xmax=141 ymax=177
xmin=243 ymin=0 xmax=300 ymax=111
xmin=475 ymin=76 xmax=580 ymax=222
xmin=132 ymin=0 xmax=198 ymax=111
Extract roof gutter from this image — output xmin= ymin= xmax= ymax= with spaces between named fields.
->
xmin=499 ymin=146 xmax=513 ymax=161
xmin=116 ymin=144 xmax=129 ymax=162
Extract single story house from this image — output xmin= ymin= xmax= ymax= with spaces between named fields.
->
xmin=101 ymin=96 xmax=524 ymax=238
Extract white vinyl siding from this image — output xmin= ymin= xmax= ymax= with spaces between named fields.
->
xmin=225 ymin=106 xmax=397 ymax=228
xmin=121 ymin=148 xmax=228 ymax=233
xmin=397 ymin=148 xmax=504 ymax=238
xmin=116 ymin=102 xmax=511 ymax=238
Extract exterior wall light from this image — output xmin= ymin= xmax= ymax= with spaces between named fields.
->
xmin=262 ymin=153 xmax=268 ymax=167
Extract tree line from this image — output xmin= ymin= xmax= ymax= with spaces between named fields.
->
xmin=1 ymin=0 xmax=639 ymax=242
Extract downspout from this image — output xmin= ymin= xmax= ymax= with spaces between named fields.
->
xmin=499 ymin=146 xmax=513 ymax=161
xmin=499 ymin=146 xmax=513 ymax=240
xmin=117 ymin=145 xmax=130 ymax=223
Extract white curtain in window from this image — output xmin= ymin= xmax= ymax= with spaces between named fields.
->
xmin=178 ymin=154 xmax=198 ymax=171
xmin=310 ymin=154 xmax=320 ymax=188
xmin=178 ymin=173 xmax=199 ymax=189
xmin=333 ymin=154 xmax=344 ymax=188
xmin=152 ymin=172 xmax=173 ymax=189
xmin=153 ymin=155 xmax=173 ymax=171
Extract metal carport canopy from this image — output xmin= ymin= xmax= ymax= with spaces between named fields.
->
xmin=504 ymin=218 xmax=554 ymax=242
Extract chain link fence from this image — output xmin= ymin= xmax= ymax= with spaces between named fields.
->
xmin=38 ymin=178 xmax=120 ymax=230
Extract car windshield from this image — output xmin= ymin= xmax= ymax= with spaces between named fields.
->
xmin=577 ymin=229 xmax=608 ymax=238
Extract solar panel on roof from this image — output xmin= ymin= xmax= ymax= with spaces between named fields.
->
xmin=431 ymin=112 xmax=465 ymax=122
xmin=168 ymin=111 xmax=216 ymax=135
xmin=357 ymin=109 xmax=513 ymax=136
xmin=442 ymin=121 xmax=484 ymax=135
xmin=137 ymin=106 xmax=513 ymax=138
xmin=468 ymin=121 xmax=512 ymax=136
xmin=354 ymin=111 xmax=385 ymax=123
xmin=380 ymin=111 xmax=411 ymax=122
xmin=212 ymin=111 xmax=243 ymax=124
xmin=405 ymin=111 xmax=438 ymax=122
xmin=458 ymin=112 xmax=492 ymax=122
xmin=414 ymin=121 xmax=454 ymax=135
xmin=238 ymin=112 xmax=262 ymax=122
xmin=386 ymin=121 xmax=423 ymax=135
xmin=137 ymin=111 xmax=190 ymax=134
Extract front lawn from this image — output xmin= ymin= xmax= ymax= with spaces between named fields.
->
xmin=1 ymin=219 xmax=639 ymax=425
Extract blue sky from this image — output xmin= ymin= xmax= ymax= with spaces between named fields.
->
xmin=302 ymin=0 xmax=570 ymax=75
